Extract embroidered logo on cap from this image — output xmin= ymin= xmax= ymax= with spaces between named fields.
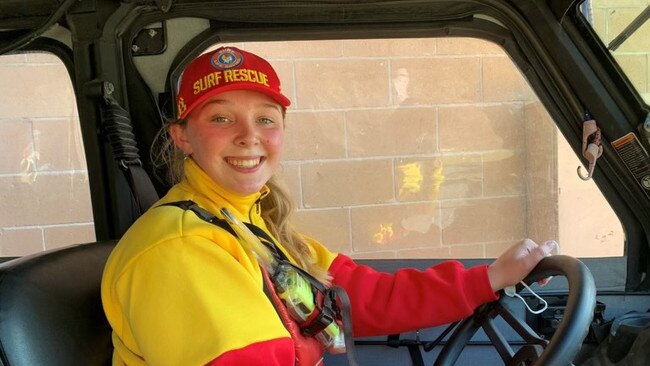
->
xmin=211 ymin=48 xmax=243 ymax=70
xmin=177 ymin=97 xmax=187 ymax=117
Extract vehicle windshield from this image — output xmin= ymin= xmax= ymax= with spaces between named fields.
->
xmin=0 ymin=36 xmax=626 ymax=259
xmin=581 ymin=0 xmax=650 ymax=104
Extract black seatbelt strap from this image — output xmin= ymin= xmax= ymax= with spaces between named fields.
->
xmin=99 ymin=81 xmax=159 ymax=215
xmin=122 ymin=163 xmax=160 ymax=213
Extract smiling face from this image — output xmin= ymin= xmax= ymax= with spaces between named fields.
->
xmin=169 ymin=90 xmax=285 ymax=196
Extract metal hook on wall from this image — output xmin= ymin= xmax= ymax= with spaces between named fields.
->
xmin=577 ymin=112 xmax=603 ymax=181
xmin=577 ymin=158 xmax=597 ymax=181
xmin=577 ymin=168 xmax=592 ymax=180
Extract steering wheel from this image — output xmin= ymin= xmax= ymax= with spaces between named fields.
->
xmin=434 ymin=255 xmax=596 ymax=366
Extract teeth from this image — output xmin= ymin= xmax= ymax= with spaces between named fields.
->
xmin=227 ymin=158 xmax=260 ymax=168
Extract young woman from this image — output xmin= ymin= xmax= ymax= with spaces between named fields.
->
xmin=101 ymin=46 xmax=556 ymax=366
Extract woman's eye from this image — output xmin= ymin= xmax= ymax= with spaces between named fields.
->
xmin=258 ymin=117 xmax=275 ymax=125
xmin=211 ymin=116 xmax=230 ymax=123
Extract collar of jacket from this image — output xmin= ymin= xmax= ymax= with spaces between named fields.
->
xmin=179 ymin=157 xmax=270 ymax=223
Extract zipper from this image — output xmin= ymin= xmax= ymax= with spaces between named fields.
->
xmin=249 ymin=197 xmax=262 ymax=222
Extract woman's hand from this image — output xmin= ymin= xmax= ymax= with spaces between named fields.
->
xmin=487 ymin=239 xmax=558 ymax=292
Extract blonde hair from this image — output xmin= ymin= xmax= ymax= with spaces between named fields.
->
xmin=261 ymin=176 xmax=332 ymax=285
xmin=151 ymin=119 xmax=186 ymax=185
xmin=151 ymin=120 xmax=331 ymax=285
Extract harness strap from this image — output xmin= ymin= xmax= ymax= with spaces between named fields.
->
xmin=159 ymin=200 xmax=235 ymax=234
xmin=158 ymin=200 xmax=289 ymax=262
xmin=325 ymin=286 xmax=359 ymax=366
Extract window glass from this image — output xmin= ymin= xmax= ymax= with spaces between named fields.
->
xmin=581 ymin=0 xmax=650 ymax=104
xmin=0 ymin=52 xmax=95 ymax=257
xmin=228 ymin=38 xmax=625 ymax=259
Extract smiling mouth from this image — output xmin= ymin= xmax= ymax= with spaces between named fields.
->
xmin=226 ymin=157 xmax=262 ymax=168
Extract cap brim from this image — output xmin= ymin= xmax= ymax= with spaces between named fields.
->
xmin=179 ymin=82 xmax=291 ymax=119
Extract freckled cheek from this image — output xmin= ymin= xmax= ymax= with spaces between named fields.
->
xmin=263 ymin=131 xmax=285 ymax=151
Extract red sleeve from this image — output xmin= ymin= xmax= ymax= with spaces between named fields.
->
xmin=328 ymin=254 xmax=499 ymax=337
xmin=206 ymin=338 xmax=294 ymax=366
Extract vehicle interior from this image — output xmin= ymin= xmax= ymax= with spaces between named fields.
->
xmin=1 ymin=0 xmax=649 ymax=365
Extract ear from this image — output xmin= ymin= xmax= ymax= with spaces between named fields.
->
xmin=169 ymin=122 xmax=192 ymax=155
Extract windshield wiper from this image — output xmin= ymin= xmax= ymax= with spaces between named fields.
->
xmin=608 ymin=4 xmax=650 ymax=51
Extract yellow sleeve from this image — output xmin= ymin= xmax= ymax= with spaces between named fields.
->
xmin=110 ymin=236 xmax=290 ymax=366
xmin=302 ymin=235 xmax=339 ymax=270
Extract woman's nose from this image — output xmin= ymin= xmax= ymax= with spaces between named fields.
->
xmin=234 ymin=120 xmax=260 ymax=146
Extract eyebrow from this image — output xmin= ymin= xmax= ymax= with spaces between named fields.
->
xmin=201 ymin=98 xmax=282 ymax=113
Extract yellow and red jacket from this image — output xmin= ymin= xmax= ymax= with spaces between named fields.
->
xmin=101 ymin=158 xmax=498 ymax=366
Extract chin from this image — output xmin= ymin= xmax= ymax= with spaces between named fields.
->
xmin=231 ymin=183 xmax=265 ymax=196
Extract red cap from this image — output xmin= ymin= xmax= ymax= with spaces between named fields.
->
xmin=175 ymin=46 xmax=291 ymax=119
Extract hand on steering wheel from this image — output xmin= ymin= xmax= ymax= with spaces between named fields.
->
xmin=434 ymin=255 xmax=596 ymax=366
